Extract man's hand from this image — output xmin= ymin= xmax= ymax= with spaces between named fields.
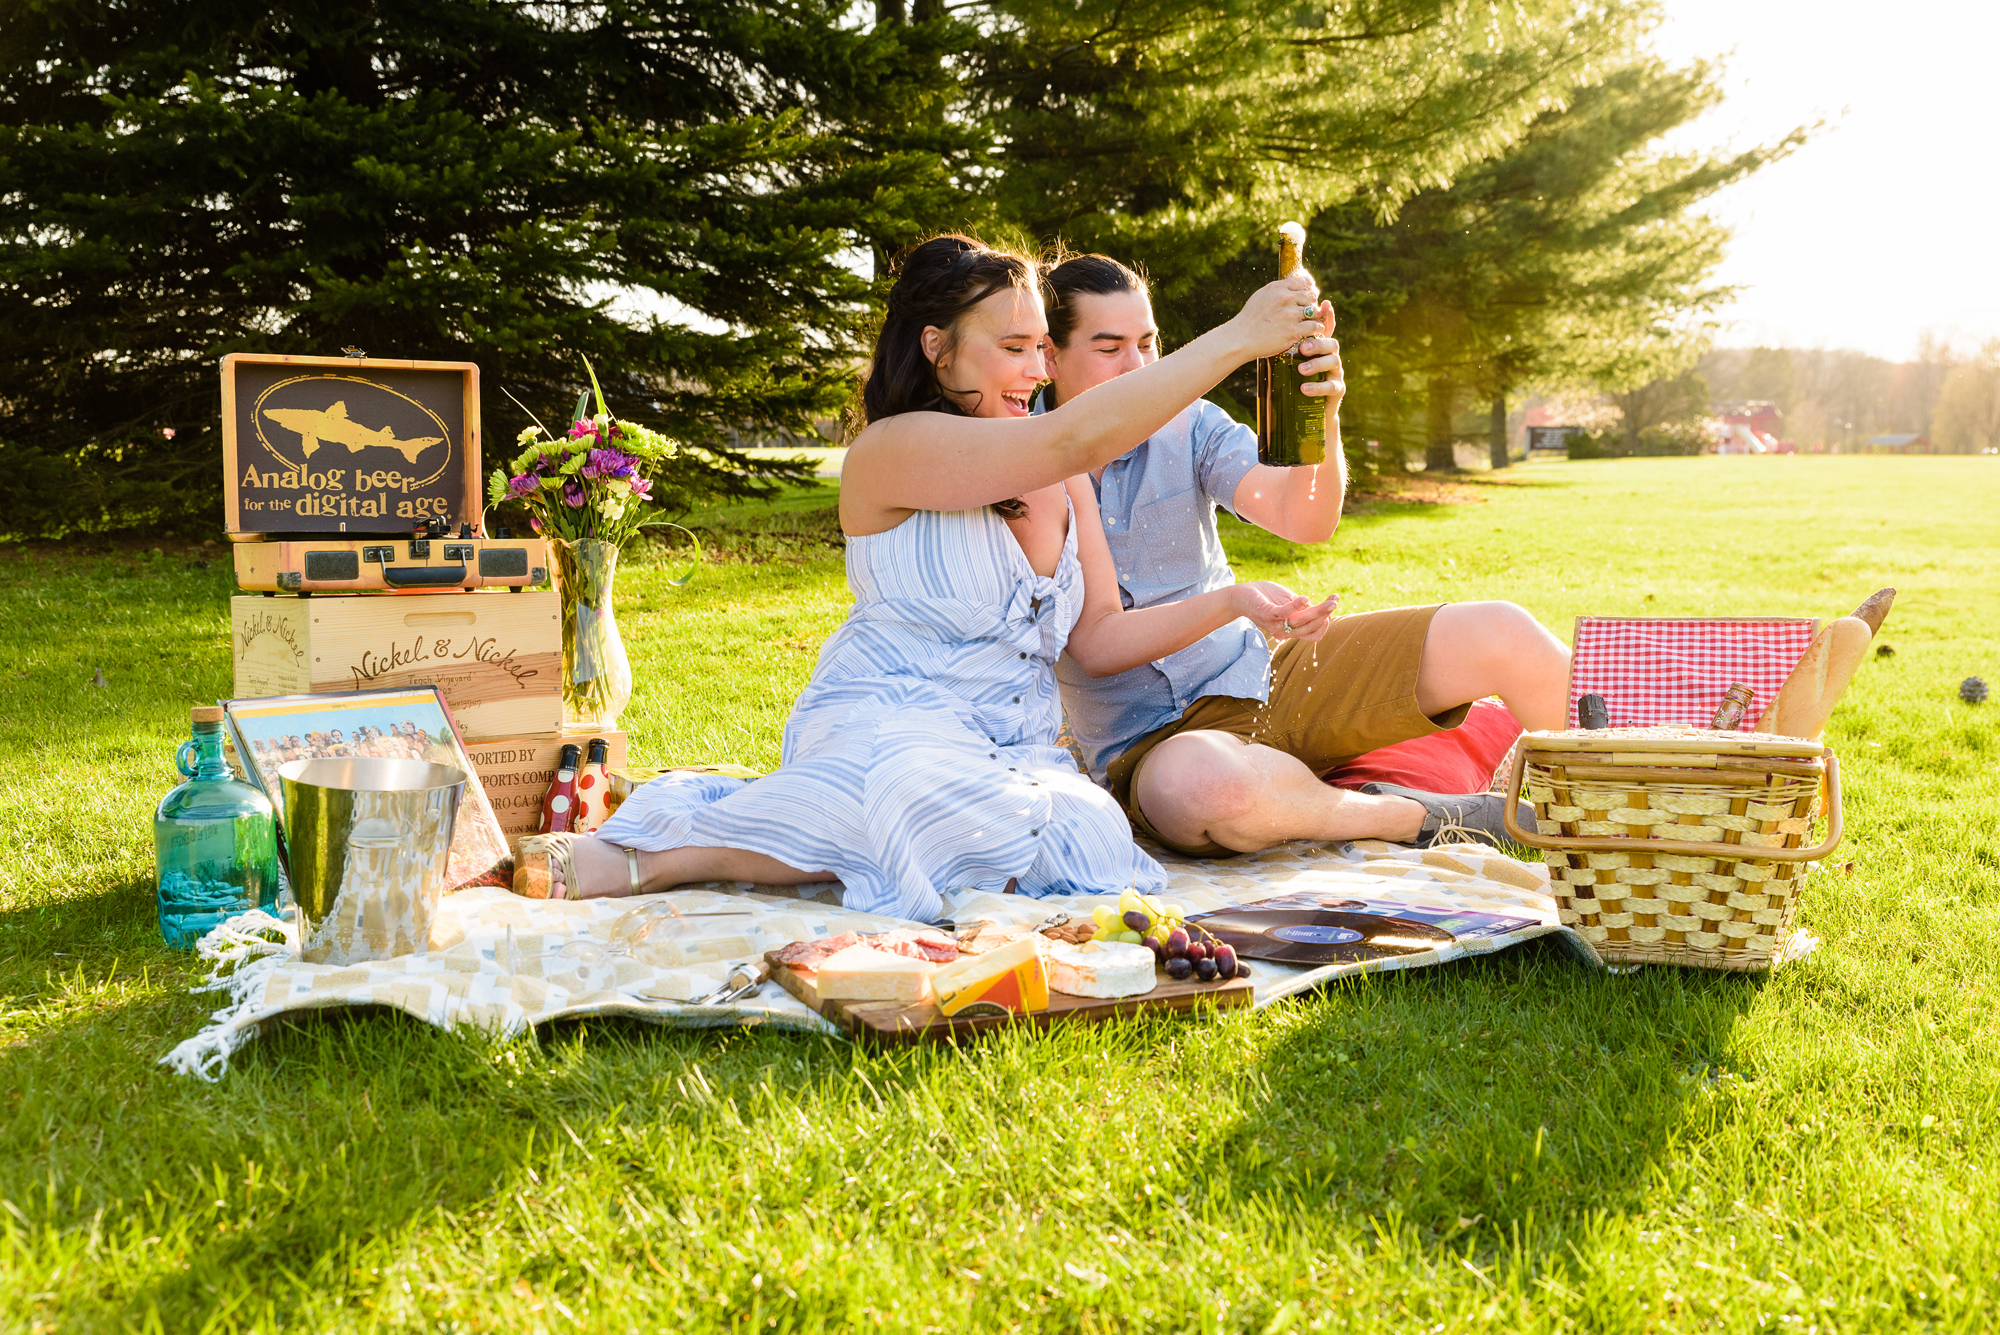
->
xmin=1227 ymin=583 xmax=1340 ymax=643
xmin=1297 ymin=302 xmax=1345 ymax=421
xmin=1230 ymin=300 xmax=1347 ymax=544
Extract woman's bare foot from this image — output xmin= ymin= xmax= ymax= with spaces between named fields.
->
xmin=547 ymin=837 xmax=836 ymax=900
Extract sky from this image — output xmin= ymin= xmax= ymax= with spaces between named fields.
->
xmin=1648 ymin=0 xmax=2000 ymax=361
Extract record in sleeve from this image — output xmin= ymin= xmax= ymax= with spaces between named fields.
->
xmin=1196 ymin=908 xmax=1455 ymax=965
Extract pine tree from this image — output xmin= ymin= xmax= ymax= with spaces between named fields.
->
xmin=967 ymin=0 xmax=1652 ymax=328
xmin=0 ymin=0 xmax=971 ymax=537
xmin=1309 ymin=56 xmax=1801 ymax=471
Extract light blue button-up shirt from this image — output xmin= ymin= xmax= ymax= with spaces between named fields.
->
xmin=1052 ymin=398 xmax=1270 ymax=780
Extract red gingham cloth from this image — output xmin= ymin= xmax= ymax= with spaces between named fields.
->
xmin=1568 ymin=617 xmax=1819 ymax=729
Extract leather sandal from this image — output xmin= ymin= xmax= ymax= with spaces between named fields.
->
xmin=511 ymin=833 xmax=644 ymax=901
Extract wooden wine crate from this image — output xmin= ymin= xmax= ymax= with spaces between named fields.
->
xmin=230 ymin=591 xmax=561 ymax=741
xmin=465 ymin=730 xmax=628 ymax=844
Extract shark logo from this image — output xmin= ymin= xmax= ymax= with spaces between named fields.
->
xmin=262 ymin=401 xmax=443 ymax=465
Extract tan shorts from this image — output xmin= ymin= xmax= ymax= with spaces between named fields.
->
xmin=1105 ymin=603 xmax=1469 ymax=857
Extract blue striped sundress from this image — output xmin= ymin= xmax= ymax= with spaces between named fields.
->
xmin=594 ymin=499 xmax=1168 ymax=922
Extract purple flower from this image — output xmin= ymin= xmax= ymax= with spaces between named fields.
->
xmin=562 ymin=480 xmax=587 ymax=508
xmin=507 ymin=472 xmax=539 ymax=500
xmin=582 ymin=448 xmax=635 ymax=480
xmin=528 ymin=515 xmax=543 ymax=534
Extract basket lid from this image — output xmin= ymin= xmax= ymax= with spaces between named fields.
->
xmin=1522 ymin=727 xmax=1828 ymax=763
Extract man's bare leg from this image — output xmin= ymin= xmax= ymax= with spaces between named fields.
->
xmin=1414 ymin=601 xmax=1570 ymax=731
xmin=552 ymin=837 xmax=833 ymax=900
xmin=1133 ymin=601 xmax=1569 ymax=852
xmin=1132 ymin=730 xmax=1426 ymax=853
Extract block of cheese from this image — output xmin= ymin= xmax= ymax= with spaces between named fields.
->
xmin=1047 ymin=940 xmax=1158 ymax=999
xmin=814 ymin=945 xmax=936 ymax=1004
xmin=930 ymin=934 xmax=1050 ymax=1017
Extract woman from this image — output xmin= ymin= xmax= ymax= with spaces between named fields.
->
xmin=514 ymin=235 xmax=1335 ymax=922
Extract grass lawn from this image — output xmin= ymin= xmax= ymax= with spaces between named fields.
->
xmin=3 ymin=455 xmax=1997 ymax=1332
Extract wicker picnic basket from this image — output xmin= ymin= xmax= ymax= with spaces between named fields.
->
xmin=1502 ymin=728 xmax=1842 ymax=971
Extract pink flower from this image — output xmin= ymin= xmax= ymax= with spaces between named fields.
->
xmin=507 ymin=473 xmax=539 ymax=499
xmin=628 ymin=476 xmax=653 ymax=501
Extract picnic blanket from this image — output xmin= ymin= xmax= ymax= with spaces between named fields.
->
xmin=161 ymin=839 xmax=1601 ymax=1081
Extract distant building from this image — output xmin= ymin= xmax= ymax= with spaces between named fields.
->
xmin=1712 ymin=400 xmax=1787 ymax=454
xmin=1862 ymin=433 xmax=1932 ymax=454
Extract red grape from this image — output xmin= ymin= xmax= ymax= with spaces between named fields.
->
xmin=1186 ymin=940 xmax=1209 ymax=963
xmin=1165 ymin=957 xmax=1193 ymax=981
xmin=1213 ymin=943 xmax=1239 ymax=978
xmin=1165 ymin=927 xmax=1191 ymax=958
xmin=1194 ymin=957 xmax=1219 ymax=982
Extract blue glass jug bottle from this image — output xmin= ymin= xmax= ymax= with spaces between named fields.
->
xmin=154 ymin=706 xmax=280 ymax=949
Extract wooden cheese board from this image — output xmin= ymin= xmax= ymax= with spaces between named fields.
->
xmin=766 ymin=951 xmax=1255 ymax=1046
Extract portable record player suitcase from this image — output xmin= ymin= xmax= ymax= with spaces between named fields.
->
xmin=231 ymin=532 xmax=548 ymax=592
xmin=222 ymin=353 xmax=485 ymax=538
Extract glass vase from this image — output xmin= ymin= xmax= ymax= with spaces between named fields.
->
xmin=551 ymin=536 xmax=633 ymax=730
xmin=155 ymin=708 xmax=281 ymax=949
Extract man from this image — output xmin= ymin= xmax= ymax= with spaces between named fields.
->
xmin=1041 ymin=254 xmax=1570 ymax=855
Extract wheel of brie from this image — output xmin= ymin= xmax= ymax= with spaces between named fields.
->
xmin=1046 ymin=939 xmax=1158 ymax=999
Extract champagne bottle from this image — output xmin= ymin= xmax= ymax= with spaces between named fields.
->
xmin=1255 ymin=221 xmax=1329 ymax=467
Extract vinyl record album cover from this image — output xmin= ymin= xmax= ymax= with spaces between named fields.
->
xmin=223 ymin=686 xmax=512 ymax=891
xmin=1191 ymin=893 xmax=1540 ymax=966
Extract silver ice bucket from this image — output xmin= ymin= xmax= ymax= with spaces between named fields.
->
xmin=278 ymin=758 xmax=465 ymax=965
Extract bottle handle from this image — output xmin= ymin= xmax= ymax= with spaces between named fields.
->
xmin=176 ymin=738 xmax=200 ymax=779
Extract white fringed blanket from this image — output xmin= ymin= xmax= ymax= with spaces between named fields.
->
xmin=163 ymin=839 xmax=1599 ymax=1081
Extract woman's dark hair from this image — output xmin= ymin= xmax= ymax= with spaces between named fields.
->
xmin=1044 ymin=253 xmax=1149 ymax=350
xmin=859 ymin=233 xmax=1043 ymax=519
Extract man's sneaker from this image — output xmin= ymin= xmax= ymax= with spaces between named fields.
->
xmin=1355 ymin=782 xmax=1534 ymax=850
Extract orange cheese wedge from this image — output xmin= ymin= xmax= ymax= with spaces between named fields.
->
xmin=930 ymin=934 xmax=1050 ymax=1017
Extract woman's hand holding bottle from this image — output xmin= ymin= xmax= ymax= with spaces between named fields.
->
xmin=1226 ymin=582 xmax=1340 ymax=642
xmin=1226 ymin=275 xmax=1328 ymax=362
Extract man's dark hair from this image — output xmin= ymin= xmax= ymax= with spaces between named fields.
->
xmin=1044 ymin=254 xmax=1149 ymax=350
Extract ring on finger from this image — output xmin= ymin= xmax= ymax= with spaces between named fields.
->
xmin=1282 ymin=618 xmax=1295 ymax=633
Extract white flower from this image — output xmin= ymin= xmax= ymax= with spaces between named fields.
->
xmin=516 ymin=425 xmax=540 ymax=444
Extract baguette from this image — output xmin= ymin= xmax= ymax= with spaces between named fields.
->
xmin=1782 ymin=616 xmax=1871 ymax=740
xmin=1754 ymin=623 xmax=1832 ymax=734
xmin=1850 ymin=587 xmax=1896 ymax=635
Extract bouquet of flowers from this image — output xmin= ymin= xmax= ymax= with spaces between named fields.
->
xmin=486 ymin=360 xmax=684 ymax=729
xmin=486 ymin=359 xmax=679 ymax=544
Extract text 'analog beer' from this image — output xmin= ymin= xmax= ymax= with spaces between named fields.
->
xmin=1255 ymin=221 xmax=1329 ymax=467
